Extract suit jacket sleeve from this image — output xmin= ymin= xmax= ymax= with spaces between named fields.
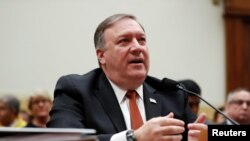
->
xmin=47 ymin=75 xmax=113 ymax=141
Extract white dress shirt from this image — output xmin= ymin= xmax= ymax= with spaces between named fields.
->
xmin=108 ymin=79 xmax=146 ymax=141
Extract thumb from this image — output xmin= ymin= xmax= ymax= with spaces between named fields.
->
xmin=195 ymin=113 xmax=207 ymax=123
xmin=166 ymin=112 xmax=174 ymax=118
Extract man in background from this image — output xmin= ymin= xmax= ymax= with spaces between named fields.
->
xmin=222 ymin=88 xmax=250 ymax=125
xmin=178 ymin=79 xmax=214 ymax=125
xmin=212 ymin=106 xmax=225 ymax=124
xmin=178 ymin=79 xmax=201 ymax=115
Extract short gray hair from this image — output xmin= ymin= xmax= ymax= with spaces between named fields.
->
xmin=0 ymin=95 xmax=20 ymax=116
xmin=94 ymin=13 xmax=145 ymax=49
xmin=226 ymin=88 xmax=250 ymax=103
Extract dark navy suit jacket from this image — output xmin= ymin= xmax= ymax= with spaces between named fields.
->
xmin=47 ymin=68 xmax=196 ymax=141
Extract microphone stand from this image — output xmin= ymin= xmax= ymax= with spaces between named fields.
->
xmin=176 ymin=84 xmax=239 ymax=125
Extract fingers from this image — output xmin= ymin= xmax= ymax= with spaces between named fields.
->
xmin=134 ymin=113 xmax=185 ymax=141
xmin=160 ymin=125 xmax=185 ymax=135
xmin=160 ymin=118 xmax=185 ymax=127
xmin=188 ymin=123 xmax=207 ymax=131
xmin=161 ymin=112 xmax=185 ymax=126
xmin=161 ymin=134 xmax=183 ymax=141
xmin=188 ymin=126 xmax=208 ymax=141
xmin=188 ymin=113 xmax=207 ymax=130
xmin=194 ymin=113 xmax=207 ymax=123
xmin=187 ymin=113 xmax=208 ymax=141
xmin=188 ymin=130 xmax=201 ymax=141
xmin=188 ymin=130 xmax=200 ymax=137
xmin=160 ymin=113 xmax=185 ymax=135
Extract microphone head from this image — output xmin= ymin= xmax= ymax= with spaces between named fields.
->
xmin=145 ymin=76 xmax=179 ymax=90
xmin=161 ymin=78 xmax=179 ymax=90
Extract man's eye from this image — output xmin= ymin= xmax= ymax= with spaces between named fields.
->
xmin=138 ymin=37 xmax=146 ymax=44
xmin=120 ymin=38 xmax=129 ymax=43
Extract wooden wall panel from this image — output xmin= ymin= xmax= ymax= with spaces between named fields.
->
xmin=225 ymin=0 xmax=250 ymax=16
xmin=224 ymin=0 xmax=250 ymax=93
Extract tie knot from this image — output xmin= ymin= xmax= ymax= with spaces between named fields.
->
xmin=126 ymin=90 xmax=137 ymax=99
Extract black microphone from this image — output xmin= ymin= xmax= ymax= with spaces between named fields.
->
xmin=161 ymin=78 xmax=239 ymax=125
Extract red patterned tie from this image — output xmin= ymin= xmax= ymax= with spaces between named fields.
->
xmin=126 ymin=90 xmax=143 ymax=130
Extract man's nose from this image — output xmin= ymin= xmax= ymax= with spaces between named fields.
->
xmin=242 ymin=102 xmax=249 ymax=109
xmin=130 ymin=40 xmax=142 ymax=55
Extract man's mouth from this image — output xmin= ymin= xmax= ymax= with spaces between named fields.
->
xmin=129 ymin=58 xmax=143 ymax=64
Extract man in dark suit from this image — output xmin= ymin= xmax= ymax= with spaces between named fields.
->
xmin=47 ymin=13 xmax=207 ymax=141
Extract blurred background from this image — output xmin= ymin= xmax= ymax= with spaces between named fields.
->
xmin=0 ymin=0 xmax=249 ymax=121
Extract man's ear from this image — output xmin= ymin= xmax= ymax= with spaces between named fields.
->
xmin=96 ymin=49 xmax=105 ymax=64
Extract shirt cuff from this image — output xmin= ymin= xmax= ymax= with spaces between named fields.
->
xmin=110 ymin=130 xmax=127 ymax=141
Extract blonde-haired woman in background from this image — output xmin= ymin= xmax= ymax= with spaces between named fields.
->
xmin=26 ymin=88 xmax=52 ymax=128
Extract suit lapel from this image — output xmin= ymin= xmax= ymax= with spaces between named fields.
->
xmin=94 ymin=73 xmax=127 ymax=132
xmin=143 ymin=83 xmax=162 ymax=120
xmin=93 ymin=72 xmax=163 ymax=130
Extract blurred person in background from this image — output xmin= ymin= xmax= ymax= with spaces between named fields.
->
xmin=26 ymin=88 xmax=52 ymax=128
xmin=178 ymin=79 xmax=213 ymax=125
xmin=0 ymin=95 xmax=27 ymax=127
xmin=222 ymin=88 xmax=250 ymax=125
xmin=212 ymin=106 xmax=225 ymax=124
xmin=178 ymin=79 xmax=202 ymax=115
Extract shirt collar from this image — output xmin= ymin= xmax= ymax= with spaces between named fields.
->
xmin=108 ymin=79 xmax=144 ymax=104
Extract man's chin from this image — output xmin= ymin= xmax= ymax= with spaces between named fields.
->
xmin=130 ymin=71 xmax=147 ymax=77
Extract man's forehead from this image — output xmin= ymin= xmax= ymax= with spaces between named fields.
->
xmin=104 ymin=28 xmax=145 ymax=42
xmin=234 ymin=91 xmax=250 ymax=98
